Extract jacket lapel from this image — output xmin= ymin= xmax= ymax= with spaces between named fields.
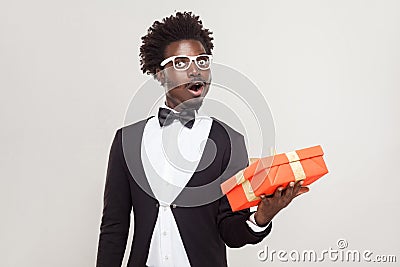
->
xmin=122 ymin=116 xmax=157 ymax=200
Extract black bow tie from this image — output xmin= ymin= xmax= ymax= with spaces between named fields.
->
xmin=158 ymin=107 xmax=196 ymax=129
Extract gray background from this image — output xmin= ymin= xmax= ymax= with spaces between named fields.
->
xmin=1 ymin=0 xmax=399 ymax=266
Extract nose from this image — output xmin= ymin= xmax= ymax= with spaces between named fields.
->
xmin=187 ymin=59 xmax=201 ymax=77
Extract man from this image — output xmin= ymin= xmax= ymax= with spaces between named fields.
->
xmin=96 ymin=12 xmax=309 ymax=267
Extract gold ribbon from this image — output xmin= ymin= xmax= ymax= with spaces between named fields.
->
xmin=235 ymin=170 xmax=246 ymax=184
xmin=242 ymin=180 xmax=260 ymax=202
xmin=233 ymin=158 xmax=261 ymax=201
xmin=285 ymin=151 xmax=306 ymax=181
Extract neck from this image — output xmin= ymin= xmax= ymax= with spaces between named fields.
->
xmin=165 ymin=97 xmax=203 ymax=112
xmin=165 ymin=97 xmax=182 ymax=112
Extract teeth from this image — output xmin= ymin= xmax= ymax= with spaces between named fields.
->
xmin=187 ymin=82 xmax=204 ymax=91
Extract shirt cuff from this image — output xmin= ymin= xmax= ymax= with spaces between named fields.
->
xmin=246 ymin=212 xmax=271 ymax=232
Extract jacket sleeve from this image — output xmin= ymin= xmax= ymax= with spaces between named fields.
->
xmin=96 ymin=129 xmax=132 ymax=266
xmin=217 ymin=134 xmax=272 ymax=248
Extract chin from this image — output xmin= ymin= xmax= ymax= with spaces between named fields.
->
xmin=183 ymin=97 xmax=204 ymax=110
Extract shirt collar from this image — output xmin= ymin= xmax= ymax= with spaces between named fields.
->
xmin=161 ymin=102 xmax=178 ymax=113
xmin=161 ymin=101 xmax=200 ymax=118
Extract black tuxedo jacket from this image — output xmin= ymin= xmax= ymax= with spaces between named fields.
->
xmin=96 ymin=116 xmax=272 ymax=267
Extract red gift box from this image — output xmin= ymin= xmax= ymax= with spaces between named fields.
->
xmin=221 ymin=145 xmax=329 ymax=211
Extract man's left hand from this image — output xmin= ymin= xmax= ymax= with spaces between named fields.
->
xmin=254 ymin=180 xmax=309 ymax=226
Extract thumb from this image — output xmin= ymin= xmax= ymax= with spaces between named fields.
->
xmin=295 ymin=187 xmax=310 ymax=197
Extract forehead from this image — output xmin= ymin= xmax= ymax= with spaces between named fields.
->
xmin=164 ymin=39 xmax=206 ymax=58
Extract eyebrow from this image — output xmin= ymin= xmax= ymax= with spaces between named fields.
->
xmin=173 ymin=51 xmax=207 ymax=57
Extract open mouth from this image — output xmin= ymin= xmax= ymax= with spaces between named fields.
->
xmin=186 ymin=81 xmax=206 ymax=96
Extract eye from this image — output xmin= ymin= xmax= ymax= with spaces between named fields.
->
xmin=198 ymin=59 xmax=206 ymax=66
xmin=175 ymin=61 xmax=186 ymax=68
xmin=173 ymin=57 xmax=190 ymax=69
xmin=196 ymin=56 xmax=210 ymax=67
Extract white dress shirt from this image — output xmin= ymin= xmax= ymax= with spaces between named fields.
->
xmin=142 ymin=102 xmax=269 ymax=267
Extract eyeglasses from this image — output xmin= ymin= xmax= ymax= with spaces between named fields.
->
xmin=160 ymin=54 xmax=213 ymax=71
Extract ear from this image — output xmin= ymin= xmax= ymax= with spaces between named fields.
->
xmin=155 ymin=68 xmax=165 ymax=86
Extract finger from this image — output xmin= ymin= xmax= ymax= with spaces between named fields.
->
xmin=283 ymin=182 xmax=295 ymax=199
xmin=259 ymin=194 xmax=267 ymax=203
xmin=292 ymin=180 xmax=303 ymax=196
xmin=258 ymin=194 xmax=272 ymax=209
xmin=274 ymin=186 xmax=284 ymax=198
